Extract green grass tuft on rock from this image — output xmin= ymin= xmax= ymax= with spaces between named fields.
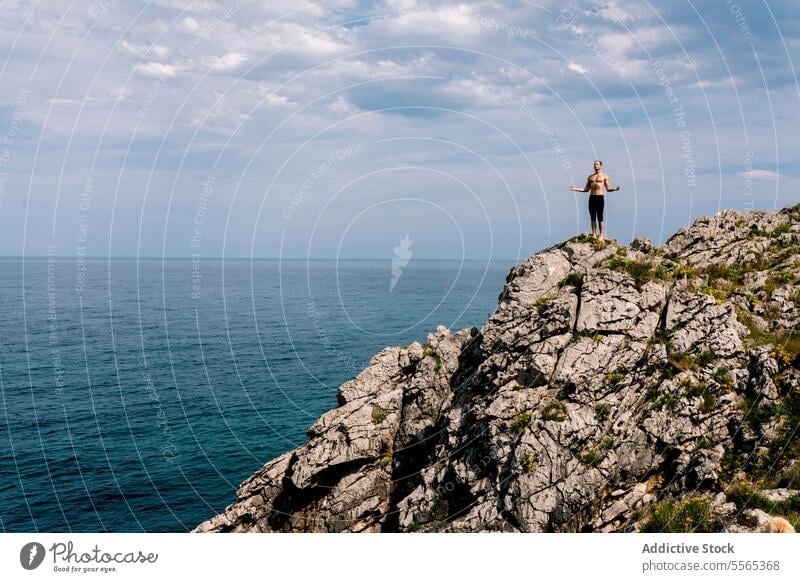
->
xmin=558 ymin=272 xmax=584 ymax=289
xmin=509 ymin=412 xmax=533 ymax=434
xmin=371 ymin=406 xmax=387 ymax=424
xmin=640 ymin=497 xmax=719 ymax=532
xmin=541 ymin=400 xmax=568 ymax=422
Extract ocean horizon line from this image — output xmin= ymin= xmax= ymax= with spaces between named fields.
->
xmin=0 ymin=255 xmax=521 ymax=262
xmin=0 ymin=255 xmax=527 ymax=263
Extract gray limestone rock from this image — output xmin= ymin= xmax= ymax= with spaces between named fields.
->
xmin=195 ymin=205 xmax=800 ymax=533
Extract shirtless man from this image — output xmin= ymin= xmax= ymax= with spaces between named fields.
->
xmin=570 ymin=160 xmax=620 ymax=241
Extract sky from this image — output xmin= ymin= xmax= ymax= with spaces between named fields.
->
xmin=0 ymin=0 xmax=798 ymax=260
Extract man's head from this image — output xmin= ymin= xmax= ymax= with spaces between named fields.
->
xmin=594 ymin=160 xmax=603 ymax=171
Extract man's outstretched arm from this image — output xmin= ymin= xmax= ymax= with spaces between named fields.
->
xmin=604 ymin=176 xmax=620 ymax=192
xmin=570 ymin=177 xmax=591 ymax=192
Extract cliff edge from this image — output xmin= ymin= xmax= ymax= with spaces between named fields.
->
xmin=196 ymin=205 xmax=800 ymax=533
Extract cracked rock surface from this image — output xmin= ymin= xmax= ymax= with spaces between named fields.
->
xmin=196 ymin=206 xmax=800 ymax=533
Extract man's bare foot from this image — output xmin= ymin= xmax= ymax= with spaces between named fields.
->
xmin=598 ymin=235 xmax=605 ymax=242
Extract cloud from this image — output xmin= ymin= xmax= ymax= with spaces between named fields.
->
xmin=327 ymin=95 xmax=359 ymax=114
xmin=285 ymin=27 xmax=351 ymax=58
xmin=568 ymin=62 xmax=588 ymax=74
xmin=363 ymin=3 xmax=533 ymax=45
xmin=47 ymin=97 xmax=92 ymax=107
xmin=742 ymin=169 xmax=780 ymax=180
xmin=264 ymin=92 xmax=292 ymax=106
xmin=134 ymin=62 xmax=180 ymax=78
xmin=148 ymin=0 xmax=221 ymax=10
xmin=597 ymin=1 xmax=644 ymax=23
xmin=119 ymin=40 xmax=170 ymax=59
xmin=176 ymin=16 xmax=201 ymax=34
xmin=692 ymin=76 xmax=735 ymax=89
xmin=211 ymin=51 xmax=248 ymax=71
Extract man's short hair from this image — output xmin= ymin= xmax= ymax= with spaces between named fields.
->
xmin=595 ymin=160 xmax=603 ymax=166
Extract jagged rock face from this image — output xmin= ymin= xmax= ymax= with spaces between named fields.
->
xmin=195 ymin=206 xmax=800 ymax=533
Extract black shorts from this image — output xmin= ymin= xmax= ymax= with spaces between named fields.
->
xmin=588 ymin=195 xmax=605 ymax=222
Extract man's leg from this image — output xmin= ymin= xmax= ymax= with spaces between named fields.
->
xmin=591 ymin=220 xmax=597 ymax=236
xmin=597 ymin=196 xmax=606 ymax=241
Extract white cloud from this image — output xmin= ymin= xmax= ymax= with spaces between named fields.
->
xmin=134 ymin=62 xmax=180 ymax=78
xmin=498 ymin=66 xmax=532 ymax=83
xmin=249 ymin=22 xmax=352 ymax=60
xmin=47 ymin=84 xmax=132 ymax=109
xmin=596 ymin=32 xmax=635 ymax=61
xmin=742 ymin=169 xmax=779 ymax=180
xmin=598 ymin=1 xmax=650 ymax=23
xmin=292 ymin=30 xmax=350 ymax=57
xmin=211 ymin=52 xmax=248 ymax=72
xmin=328 ymin=95 xmax=359 ymax=115
xmin=447 ymin=75 xmax=508 ymax=106
xmin=632 ymin=25 xmax=676 ymax=48
xmin=384 ymin=0 xmax=420 ymax=10
xmin=119 ymin=40 xmax=170 ymax=59
xmin=366 ymin=4 xmax=491 ymax=43
xmin=48 ymin=97 xmax=91 ymax=107
xmin=253 ymin=0 xmax=357 ymax=19
xmin=568 ymin=62 xmax=588 ymax=74
xmin=264 ymin=92 xmax=292 ymax=106
xmin=176 ymin=17 xmax=201 ymax=34
xmin=693 ymin=76 xmax=734 ymax=89
xmin=149 ymin=0 xmax=220 ymax=11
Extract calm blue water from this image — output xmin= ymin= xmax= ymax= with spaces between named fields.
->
xmin=0 ymin=258 xmax=512 ymax=532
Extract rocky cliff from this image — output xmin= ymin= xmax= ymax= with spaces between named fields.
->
xmin=196 ymin=206 xmax=800 ymax=533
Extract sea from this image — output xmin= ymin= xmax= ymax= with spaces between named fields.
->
xmin=0 ymin=257 xmax=513 ymax=532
